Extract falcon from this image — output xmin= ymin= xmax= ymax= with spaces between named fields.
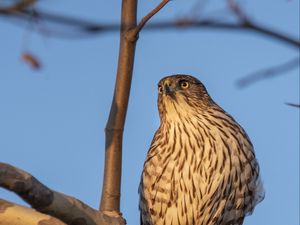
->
xmin=139 ymin=74 xmax=264 ymax=225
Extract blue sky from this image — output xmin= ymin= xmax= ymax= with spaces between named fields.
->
xmin=0 ymin=1 xmax=299 ymax=225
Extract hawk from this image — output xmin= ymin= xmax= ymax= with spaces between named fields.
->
xmin=139 ymin=75 xmax=264 ymax=225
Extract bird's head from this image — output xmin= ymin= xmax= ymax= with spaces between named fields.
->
xmin=157 ymin=74 xmax=213 ymax=121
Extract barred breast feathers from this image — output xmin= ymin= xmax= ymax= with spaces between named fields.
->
xmin=139 ymin=75 xmax=264 ymax=225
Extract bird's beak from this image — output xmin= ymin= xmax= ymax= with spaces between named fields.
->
xmin=163 ymin=79 xmax=174 ymax=95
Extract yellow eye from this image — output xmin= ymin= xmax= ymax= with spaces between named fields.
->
xmin=158 ymin=85 xmax=163 ymax=93
xmin=180 ymin=80 xmax=189 ymax=89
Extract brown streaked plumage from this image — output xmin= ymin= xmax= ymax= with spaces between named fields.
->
xmin=139 ymin=74 xmax=264 ymax=225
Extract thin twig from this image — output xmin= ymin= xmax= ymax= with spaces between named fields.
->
xmin=134 ymin=0 xmax=170 ymax=35
xmin=189 ymin=0 xmax=210 ymax=18
xmin=237 ymin=57 xmax=299 ymax=88
xmin=226 ymin=0 xmax=248 ymax=21
xmin=0 ymin=0 xmax=36 ymax=13
xmin=285 ymin=102 xmax=300 ymax=108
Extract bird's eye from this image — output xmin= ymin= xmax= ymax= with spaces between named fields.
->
xmin=180 ymin=80 xmax=189 ymax=89
xmin=158 ymin=85 xmax=163 ymax=93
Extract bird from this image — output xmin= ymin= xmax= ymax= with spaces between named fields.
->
xmin=139 ymin=74 xmax=264 ymax=225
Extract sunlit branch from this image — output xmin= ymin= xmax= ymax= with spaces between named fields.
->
xmin=133 ymin=0 xmax=170 ymax=36
xmin=0 ymin=162 xmax=124 ymax=225
xmin=100 ymin=0 xmax=170 ymax=215
xmin=0 ymin=199 xmax=66 ymax=225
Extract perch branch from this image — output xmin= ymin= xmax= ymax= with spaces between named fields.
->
xmin=0 ymin=162 xmax=124 ymax=225
xmin=0 ymin=199 xmax=66 ymax=225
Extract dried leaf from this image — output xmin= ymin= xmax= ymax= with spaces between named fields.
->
xmin=21 ymin=52 xmax=41 ymax=70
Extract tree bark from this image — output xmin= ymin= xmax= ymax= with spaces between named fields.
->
xmin=0 ymin=199 xmax=66 ymax=225
xmin=100 ymin=0 xmax=138 ymax=214
xmin=0 ymin=162 xmax=125 ymax=225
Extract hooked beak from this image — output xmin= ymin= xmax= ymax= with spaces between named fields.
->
xmin=164 ymin=84 xmax=173 ymax=95
xmin=163 ymin=79 xmax=176 ymax=98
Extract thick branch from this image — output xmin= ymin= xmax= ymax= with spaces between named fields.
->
xmin=0 ymin=162 xmax=124 ymax=225
xmin=99 ymin=0 xmax=137 ymax=214
xmin=100 ymin=0 xmax=171 ymax=214
xmin=0 ymin=199 xmax=66 ymax=225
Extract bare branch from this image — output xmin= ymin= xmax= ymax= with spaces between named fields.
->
xmin=226 ymin=0 xmax=248 ymax=21
xmin=100 ymin=0 xmax=170 ymax=216
xmin=285 ymin=102 xmax=300 ymax=108
xmin=148 ymin=19 xmax=300 ymax=48
xmin=99 ymin=0 xmax=137 ymax=214
xmin=133 ymin=0 xmax=170 ymax=36
xmin=0 ymin=0 xmax=36 ymax=13
xmin=237 ymin=57 xmax=299 ymax=88
xmin=0 ymin=199 xmax=66 ymax=225
xmin=0 ymin=9 xmax=299 ymax=48
xmin=0 ymin=162 xmax=124 ymax=225
xmin=245 ymin=22 xmax=299 ymax=48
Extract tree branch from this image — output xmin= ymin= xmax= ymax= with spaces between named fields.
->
xmin=237 ymin=57 xmax=299 ymax=88
xmin=226 ymin=0 xmax=249 ymax=22
xmin=100 ymin=0 xmax=170 ymax=216
xmin=245 ymin=22 xmax=299 ymax=48
xmin=144 ymin=20 xmax=300 ymax=48
xmin=133 ymin=0 xmax=170 ymax=36
xmin=0 ymin=9 xmax=298 ymax=48
xmin=285 ymin=103 xmax=300 ymax=108
xmin=0 ymin=199 xmax=66 ymax=225
xmin=99 ymin=0 xmax=138 ymax=215
xmin=0 ymin=0 xmax=36 ymax=13
xmin=0 ymin=162 xmax=124 ymax=225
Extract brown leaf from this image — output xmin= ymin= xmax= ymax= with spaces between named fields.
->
xmin=21 ymin=52 xmax=41 ymax=70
